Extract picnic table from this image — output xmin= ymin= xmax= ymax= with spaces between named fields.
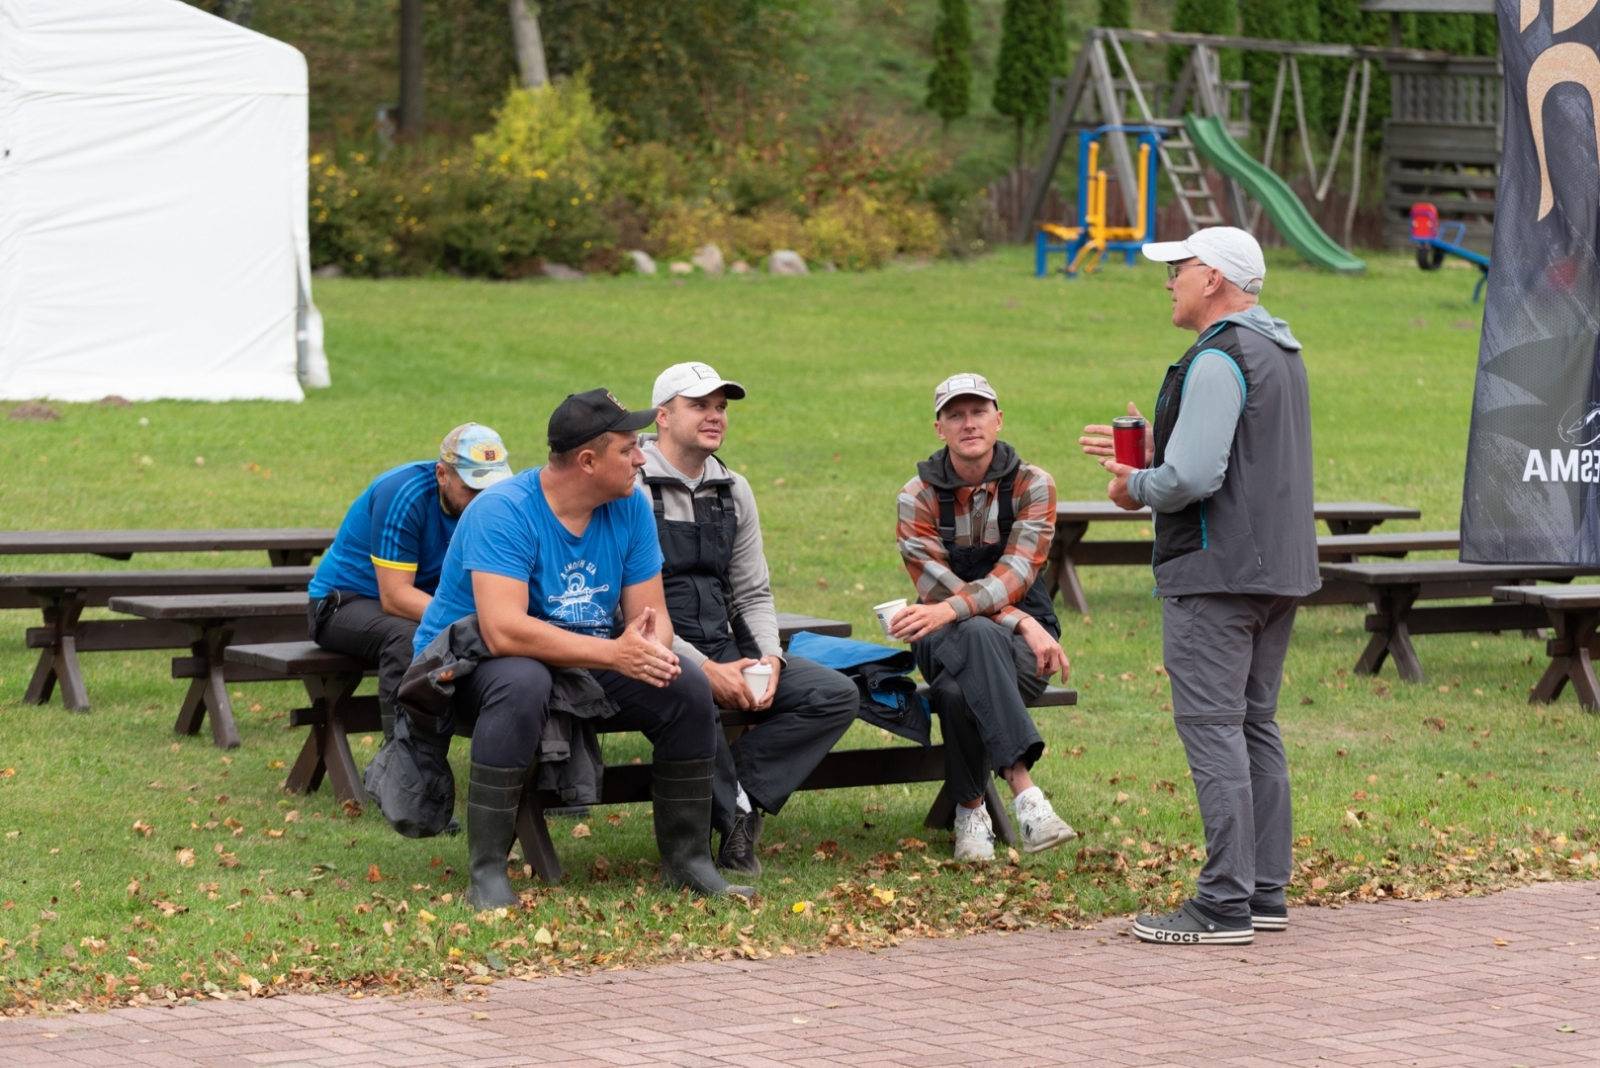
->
xmin=0 ymin=528 xmax=334 ymax=566
xmin=1046 ymin=501 xmax=1425 ymax=613
xmin=1319 ymin=561 xmax=1600 ymax=683
xmin=8 ymin=568 xmax=314 ymax=712
xmin=1494 ymin=585 xmax=1600 ymax=711
xmin=106 ymin=592 xmax=311 ymax=749
xmin=227 ymin=614 xmax=1077 ymax=885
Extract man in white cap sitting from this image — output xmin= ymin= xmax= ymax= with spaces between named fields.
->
xmin=1081 ymin=227 xmax=1318 ymax=945
xmin=640 ymin=362 xmax=860 ymax=879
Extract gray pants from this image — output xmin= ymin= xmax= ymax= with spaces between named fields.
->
xmin=711 ymin=655 xmax=860 ymax=836
xmin=914 ymin=616 xmax=1048 ymax=806
xmin=1163 ymin=593 xmax=1297 ymax=920
xmin=308 ymin=593 xmax=416 ymax=705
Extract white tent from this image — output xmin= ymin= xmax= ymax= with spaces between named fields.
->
xmin=0 ymin=0 xmax=329 ymax=402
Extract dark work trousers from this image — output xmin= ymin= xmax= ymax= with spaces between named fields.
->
xmin=710 ymin=655 xmax=860 ymax=837
xmin=913 ymin=616 xmax=1049 ymax=806
xmin=437 ymin=655 xmax=717 ymax=772
xmin=308 ymin=593 xmax=416 ymax=704
xmin=1163 ymin=593 xmax=1297 ymax=921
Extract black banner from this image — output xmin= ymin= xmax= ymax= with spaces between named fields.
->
xmin=1461 ymin=0 xmax=1600 ymax=564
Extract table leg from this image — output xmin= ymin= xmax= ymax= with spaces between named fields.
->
xmin=1357 ymin=586 xmax=1423 ymax=683
xmin=1531 ymin=609 xmax=1600 ymax=712
xmin=316 ymin=674 xmax=368 ymax=805
xmin=24 ymin=591 xmax=89 ymax=711
xmin=172 ymin=623 xmax=240 ymax=749
xmin=285 ymin=727 xmax=327 ymax=794
xmin=515 ymin=779 xmax=564 ymax=886
xmin=1045 ymin=522 xmax=1090 ymax=616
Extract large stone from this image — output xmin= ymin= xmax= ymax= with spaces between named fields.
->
xmin=627 ymin=250 xmax=658 ymax=275
xmin=668 ymin=261 xmax=694 ymax=275
xmin=691 ymin=244 xmax=725 ymax=275
xmin=730 ymin=260 xmax=753 ymax=275
xmin=767 ymin=250 xmax=809 ymax=276
xmin=542 ymin=262 xmax=586 ymax=281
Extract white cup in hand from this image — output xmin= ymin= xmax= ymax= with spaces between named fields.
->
xmin=741 ymin=662 xmax=774 ymax=701
xmin=873 ymin=598 xmax=908 ymax=640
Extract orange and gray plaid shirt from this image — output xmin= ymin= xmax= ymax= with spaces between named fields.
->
xmin=896 ymin=460 xmax=1056 ymax=631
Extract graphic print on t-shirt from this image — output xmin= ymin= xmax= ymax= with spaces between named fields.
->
xmin=546 ymin=559 xmax=613 ymax=635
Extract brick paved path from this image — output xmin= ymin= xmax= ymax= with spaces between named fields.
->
xmin=3 ymin=881 xmax=1598 ymax=1068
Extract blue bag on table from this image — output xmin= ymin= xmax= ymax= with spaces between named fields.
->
xmin=786 ymin=631 xmax=931 ymax=747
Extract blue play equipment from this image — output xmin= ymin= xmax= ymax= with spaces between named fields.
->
xmin=1035 ymin=125 xmax=1162 ymax=277
xmin=1410 ymin=202 xmax=1490 ymax=302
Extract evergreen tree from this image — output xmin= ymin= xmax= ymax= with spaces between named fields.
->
xmin=993 ymin=0 xmax=1069 ymax=166
xmin=926 ymin=0 xmax=973 ymax=128
xmin=1167 ymin=0 xmax=1238 ymax=83
xmin=1098 ymin=0 xmax=1130 ymax=29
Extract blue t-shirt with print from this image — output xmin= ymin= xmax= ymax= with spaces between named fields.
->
xmin=413 ymin=467 xmax=663 ymax=654
xmin=310 ymin=462 xmax=459 ymax=601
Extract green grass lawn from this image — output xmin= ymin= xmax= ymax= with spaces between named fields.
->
xmin=3 ymin=247 xmax=1596 ymax=1012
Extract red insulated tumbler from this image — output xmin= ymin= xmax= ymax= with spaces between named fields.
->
xmin=1112 ymin=415 xmax=1148 ymax=469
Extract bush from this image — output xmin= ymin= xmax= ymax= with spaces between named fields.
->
xmin=309 ymin=151 xmax=430 ymax=278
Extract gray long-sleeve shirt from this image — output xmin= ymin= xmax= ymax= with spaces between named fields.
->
xmin=1127 ymin=305 xmax=1302 ymax=512
xmin=636 ymin=436 xmax=783 ymax=666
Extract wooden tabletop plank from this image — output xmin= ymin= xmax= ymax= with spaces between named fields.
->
xmin=0 ymin=529 xmax=335 ymax=556
xmin=1055 ymin=501 xmax=1422 ymax=524
xmin=1494 ymin=584 xmax=1600 ymax=609
xmin=0 ymin=568 xmax=315 ymax=590
xmin=1321 ymin=561 xmax=1600 ymax=585
xmin=108 ymin=592 xmax=311 ymax=620
xmin=776 ymin=613 xmax=852 ymax=639
xmin=225 ymin=641 xmax=371 ymax=674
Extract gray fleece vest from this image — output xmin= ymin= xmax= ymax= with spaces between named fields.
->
xmin=1150 ymin=319 xmax=1320 ymax=597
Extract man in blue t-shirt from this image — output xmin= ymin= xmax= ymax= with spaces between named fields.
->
xmin=309 ymin=423 xmax=511 ymax=734
xmin=412 ymin=389 xmax=751 ymax=909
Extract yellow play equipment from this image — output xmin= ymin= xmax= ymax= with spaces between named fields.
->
xmin=1035 ymin=125 xmax=1161 ymax=277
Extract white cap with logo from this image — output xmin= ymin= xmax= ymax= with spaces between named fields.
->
xmin=932 ymin=372 xmax=999 ymax=415
xmin=652 ymin=362 xmax=747 ymax=407
xmin=1141 ymin=226 xmax=1266 ymax=295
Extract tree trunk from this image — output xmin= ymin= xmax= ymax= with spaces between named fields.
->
xmin=399 ymin=0 xmax=424 ymax=137
xmin=510 ymin=0 xmax=549 ymax=89
xmin=218 ymin=0 xmax=253 ymax=26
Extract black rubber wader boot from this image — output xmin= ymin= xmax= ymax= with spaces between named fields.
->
xmin=652 ymin=759 xmax=756 ymax=898
xmin=464 ymin=763 xmax=525 ymax=910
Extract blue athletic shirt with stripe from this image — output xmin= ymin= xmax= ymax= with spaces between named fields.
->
xmin=412 ymin=467 xmax=663 ymax=655
xmin=309 ymin=462 xmax=459 ymax=601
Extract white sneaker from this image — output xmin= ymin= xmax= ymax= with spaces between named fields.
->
xmin=952 ymin=803 xmax=996 ymax=862
xmin=1015 ymin=787 xmax=1077 ymax=854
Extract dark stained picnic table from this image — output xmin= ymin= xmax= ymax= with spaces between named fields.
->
xmin=1494 ymin=584 xmax=1600 ymax=712
xmin=0 ymin=528 xmax=335 ymax=566
xmin=8 ymin=568 xmax=314 ymax=712
xmin=1320 ymin=561 xmax=1600 ymax=684
xmin=1045 ymin=501 xmax=1425 ymax=614
xmin=106 ymin=592 xmax=311 ymax=749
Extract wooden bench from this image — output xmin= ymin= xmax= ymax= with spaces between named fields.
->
xmin=1494 ymin=585 xmax=1600 ymax=712
xmin=229 ymin=617 xmax=1078 ymax=886
xmin=6 ymin=568 xmax=314 ymax=711
xmin=1319 ymin=562 xmax=1600 ymax=683
xmin=1046 ymin=501 xmax=1423 ymax=614
xmin=106 ymin=592 xmax=312 ymax=749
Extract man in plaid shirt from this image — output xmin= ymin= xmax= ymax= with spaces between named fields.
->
xmin=891 ymin=373 xmax=1078 ymax=861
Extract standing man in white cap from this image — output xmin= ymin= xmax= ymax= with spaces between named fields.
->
xmin=309 ymin=423 xmax=513 ymax=738
xmin=1081 ymin=227 xmax=1318 ymax=945
xmin=893 ymin=373 xmax=1078 ymax=862
xmin=641 ymin=362 xmax=860 ymax=878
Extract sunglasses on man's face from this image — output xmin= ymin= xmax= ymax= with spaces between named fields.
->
xmin=1165 ymin=262 xmax=1209 ymax=282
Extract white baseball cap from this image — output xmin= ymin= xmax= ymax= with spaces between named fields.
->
xmin=651 ymin=362 xmax=747 ymax=407
xmin=933 ymin=372 xmax=998 ymax=414
xmin=1142 ymin=226 xmax=1266 ymax=295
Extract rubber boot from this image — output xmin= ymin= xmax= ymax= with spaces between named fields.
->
xmin=378 ymin=698 xmax=397 ymax=744
xmin=463 ymin=763 xmax=525 ymax=910
xmin=652 ymin=759 xmax=755 ymax=898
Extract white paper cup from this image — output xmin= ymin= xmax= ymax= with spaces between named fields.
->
xmin=873 ymin=598 xmax=908 ymax=639
xmin=742 ymin=663 xmax=774 ymax=701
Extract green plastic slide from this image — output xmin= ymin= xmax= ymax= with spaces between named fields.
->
xmin=1183 ymin=114 xmax=1366 ymax=274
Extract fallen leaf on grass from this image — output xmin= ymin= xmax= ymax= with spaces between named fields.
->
xmin=533 ymin=927 xmax=554 ymax=946
xmin=0 ymin=768 xmax=14 ymax=779
xmin=341 ymin=799 xmax=363 ymax=818
xmin=175 ymin=848 xmax=196 ymax=867
xmin=132 ymin=820 xmax=154 ymax=837
xmin=266 ymin=760 xmax=285 ymax=770
xmin=262 ymin=828 xmax=284 ymax=839
xmin=153 ymin=901 xmax=187 ymax=917
xmin=572 ymin=823 xmax=592 ymax=839
xmin=605 ymin=813 xmax=624 ymax=826
xmin=367 ymin=864 xmax=383 ymax=883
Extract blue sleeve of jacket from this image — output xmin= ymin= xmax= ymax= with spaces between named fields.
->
xmin=1127 ymin=352 xmax=1245 ymax=513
